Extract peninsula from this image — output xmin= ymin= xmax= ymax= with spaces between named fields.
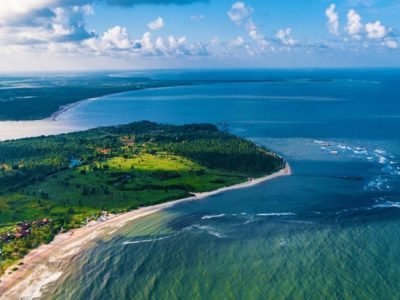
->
xmin=0 ymin=121 xmax=286 ymax=281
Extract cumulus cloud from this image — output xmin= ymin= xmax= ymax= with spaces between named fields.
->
xmin=245 ymin=19 xmax=268 ymax=48
xmin=384 ymin=38 xmax=398 ymax=49
xmin=84 ymin=25 xmax=208 ymax=58
xmin=326 ymin=4 xmax=339 ymax=36
xmin=148 ymin=17 xmax=164 ymax=30
xmin=101 ymin=26 xmax=131 ymax=49
xmin=0 ymin=0 xmax=208 ymax=59
xmin=345 ymin=9 xmax=362 ymax=38
xmin=276 ymin=28 xmax=297 ymax=46
xmin=227 ymin=2 xmax=269 ymax=51
xmin=0 ymin=0 xmax=398 ymax=68
xmin=227 ymin=2 xmax=252 ymax=25
xmin=365 ymin=21 xmax=386 ymax=39
xmin=328 ymin=4 xmax=396 ymax=49
xmin=0 ymin=1 xmax=95 ymax=45
xmin=230 ymin=36 xmax=245 ymax=47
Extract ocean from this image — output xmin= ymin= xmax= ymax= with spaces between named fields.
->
xmin=1 ymin=69 xmax=400 ymax=299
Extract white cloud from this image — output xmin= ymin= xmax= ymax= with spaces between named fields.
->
xmin=227 ymin=2 xmax=269 ymax=51
xmin=86 ymin=28 xmax=207 ymax=57
xmin=384 ymin=38 xmax=398 ymax=49
xmin=0 ymin=2 xmax=95 ymax=45
xmin=326 ymin=4 xmax=339 ymax=36
xmin=230 ymin=36 xmax=245 ymax=47
xmin=137 ymin=32 xmax=154 ymax=53
xmin=276 ymin=28 xmax=297 ymax=46
xmin=345 ymin=9 xmax=362 ymax=38
xmin=148 ymin=17 xmax=164 ymax=31
xmin=365 ymin=21 xmax=386 ymax=39
xmin=0 ymin=0 xmax=55 ymax=24
xmin=101 ymin=26 xmax=131 ymax=49
xmin=84 ymin=25 xmax=132 ymax=53
xmin=246 ymin=20 xmax=260 ymax=41
xmin=227 ymin=2 xmax=252 ymax=25
xmin=0 ymin=0 xmax=398 ymax=69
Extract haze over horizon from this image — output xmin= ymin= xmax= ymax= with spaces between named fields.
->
xmin=1 ymin=0 xmax=399 ymax=71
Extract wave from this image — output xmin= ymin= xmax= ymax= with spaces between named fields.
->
xmin=201 ymin=214 xmax=226 ymax=220
xmin=374 ymin=149 xmax=387 ymax=155
xmin=192 ymin=225 xmax=225 ymax=238
xmin=365 ymin=175 xmax=391 ymax=192
xmin=123 ymin=236 xmax=171 ymax=245
xmin=311 ymin=139 xmax=399 ymax=193
xmin=378 ymin=156 xmax=387 ymax=164
xmin=256 ymin=213 xmax=296 ymax=217
xmin=373 ymin=201 xmax=400 ymax=209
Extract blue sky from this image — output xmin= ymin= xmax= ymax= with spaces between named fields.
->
xmin=0 ymin=0 xmax=399 ymax=71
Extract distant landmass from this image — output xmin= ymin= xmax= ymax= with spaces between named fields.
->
xmin=0 ymin=73 xmax=311 ymax=121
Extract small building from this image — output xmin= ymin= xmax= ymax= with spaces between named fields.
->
xmin=97 ymin=148 xmax=111 ymax=155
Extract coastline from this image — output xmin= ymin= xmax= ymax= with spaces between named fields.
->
xmin=48 ymin=91 xmax=133 ymax=121
xmin=48 ymin=86 xmax=183 ymax=121
xmin=0 ymin=163 xmax=291 ymax=299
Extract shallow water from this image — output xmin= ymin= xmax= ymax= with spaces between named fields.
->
xmin=1 ymin=70 xmax=400 ymax=299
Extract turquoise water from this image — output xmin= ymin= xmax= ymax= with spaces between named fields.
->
xmin=15 ymin=70 xmax=400 ymax=299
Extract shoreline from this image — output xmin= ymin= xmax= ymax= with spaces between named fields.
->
xmin=0 ymin=163 xmax=291 ymax=299
xmin=48 ymin=90 xmax=135 ymax=121
xmin=48 ymin=86 xmax=186 ymax=121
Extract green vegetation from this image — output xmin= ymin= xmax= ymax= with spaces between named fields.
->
xmin=0 ymin=121 xmax=284 ymax=273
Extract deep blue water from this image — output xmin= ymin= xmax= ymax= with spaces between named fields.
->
xmin=2 ymin=70 xmax=400 ymax=299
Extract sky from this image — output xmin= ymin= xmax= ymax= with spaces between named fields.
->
xmin=0 ymin=0 xmax=399 ymax=71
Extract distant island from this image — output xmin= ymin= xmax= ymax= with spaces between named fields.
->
xmin=0 ymin=121 xmax=286 ymax=278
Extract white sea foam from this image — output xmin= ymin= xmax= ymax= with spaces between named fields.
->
xmin=256 ymin=212 xmax=296 ymax=217
xmin=201 ymin=214 xmax=226 ymax=220
xmin=374 ymin=149 xmax=386 ymax=155
xmin=123 ymin=236 xmax=170 ymax=245
xmin=312 ymin=141 xmax=397 ymax=194
xmin=313 ymin=140 xmax=325 ymax=145
xmin=354 ymin=150 xmax=368 ymax=155
xmin=193 ymin=225 xmax=225 ymax=238
xmin=378 ymin=156 xmax=387 ymax=164
xmin=374 ymin=201 xmax=400 ymax=209
xmin=366 ymin=176 xmax=389 ymax=191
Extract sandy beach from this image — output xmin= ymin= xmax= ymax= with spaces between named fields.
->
xmin=0 ymin=163 xmax=291 ymax=299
